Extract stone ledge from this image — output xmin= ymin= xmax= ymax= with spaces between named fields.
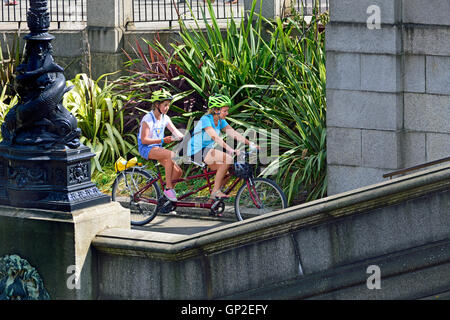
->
xmin=0 ymin=205 xmax=74 ymax=222
xmin=0 ymin=201 xmax=130 ymax=299
xmin=93 ymin=163 xmax=450 ymax=261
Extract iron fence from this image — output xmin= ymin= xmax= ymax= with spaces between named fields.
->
xmin=1 ymin=0 xmax=86 ymax=23
xmin=132 ymin=0 xmax=243 ymax=23
xmin=294 ymin=0 xmax=329 ymax=16
xmin=131 ymin=0 xmax=328 ymax=24
xmin=0 ymin=0 xmax=328 ymax=25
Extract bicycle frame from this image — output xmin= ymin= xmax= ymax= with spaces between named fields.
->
xmin=245 ymin=179 xmax=262 ymax=209
xmin=133 ymin=164 xmax=245 ymax=210
xmin=129 ymin=149 xmax=264 ymax=212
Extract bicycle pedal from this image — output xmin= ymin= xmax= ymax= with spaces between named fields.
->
xmin=159 ymin=206 xmax=172 ymax=214
xmin=157 ymin=196 xmax=176 ymax=214
xmin=210 ymin=199 xmax=225 ymax=217
xmin=211 ymin=199 xmax=222 ymax=208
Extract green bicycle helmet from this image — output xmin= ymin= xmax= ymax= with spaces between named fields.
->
xmin=208 ymin=93 xmax=232 ymax=109
xmin=150 ymin=89 xmax=173 ymax=103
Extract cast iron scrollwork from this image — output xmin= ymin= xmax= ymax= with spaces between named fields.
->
xmin=69 ymin=162 xmax=89 ymax=184
xmin=8 ymin=166 xmax=47 ymax=188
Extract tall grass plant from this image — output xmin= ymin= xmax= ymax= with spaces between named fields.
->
xmin=169 ymin=1 xmax=328 ymax=203
xmin=63 ymin=73 xmax=139 ymax=173
xmin=116 ymin=0 xmax=328 ymax=204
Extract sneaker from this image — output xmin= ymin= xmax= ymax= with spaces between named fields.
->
xmin=164 ymin=188 xmax=178 ymax=202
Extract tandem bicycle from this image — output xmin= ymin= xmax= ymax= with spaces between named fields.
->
xmin=111 ymin=149 xmax=287 ymax=226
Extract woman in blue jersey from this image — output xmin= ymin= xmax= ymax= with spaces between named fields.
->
xmin=138 ymin=89 xmax=184 ymax=201
xmin=187 ymin=94 xmax=259 ymax=199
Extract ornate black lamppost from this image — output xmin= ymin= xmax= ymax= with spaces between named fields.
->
xmin=0 ymin=0 xmax=109 ymax=211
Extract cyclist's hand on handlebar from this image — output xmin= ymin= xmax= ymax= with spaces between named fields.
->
xmin=163 ymin=136 xmax=175 ymax=144
xmin=164 ymin=136 xmax=178 ymax=143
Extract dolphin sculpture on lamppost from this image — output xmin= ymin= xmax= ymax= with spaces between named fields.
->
xmin=0 ymin=0 xmax=109 ymax=211
xmin=1 ymin=0 xmax=81 ymax=148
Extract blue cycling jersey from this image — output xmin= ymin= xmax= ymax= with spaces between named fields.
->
xmin=187 ymin=114 xmax=228 ymax=156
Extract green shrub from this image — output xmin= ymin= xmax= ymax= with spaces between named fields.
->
xmin=0 ymin=86 xmax=18 ymax=141
xmin=170 ymin=1 xmax=328 ymax=203
xmin=116 ymin=0 xmax=328 ymax=204
xmin=63 ymin=73 xmax=139 ymax=173
xmin=0 ymin=32 xmax=22 ymax=98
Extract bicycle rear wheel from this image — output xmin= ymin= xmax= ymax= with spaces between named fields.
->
xmin=234 ymin=177 xmax=287 ymax=221
xmin=111 ymin=168 xmax=161 ymax=226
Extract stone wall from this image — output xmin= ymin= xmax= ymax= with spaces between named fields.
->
xmin=92 ymin=163 xmax=450 ymax=299
xmin=326 ymin=0 xmax=450 ymax=195
xmin=0 ymin=202 xmax=130 ymax=299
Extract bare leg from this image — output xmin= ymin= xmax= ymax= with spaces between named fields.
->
xmin=148 ymin=147 xmax=182 ymax=189
xmin=172 ymin=162 xmax=183 ymax=184
xmin=204 ymin=149 xmax=232 ymax=197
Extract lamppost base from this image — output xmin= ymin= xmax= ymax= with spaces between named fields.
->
xmin=0 ymin=143 xmax=110 ymax=212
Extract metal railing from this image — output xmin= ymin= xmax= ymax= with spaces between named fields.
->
xmin=294 ymin=0 xmax=329 ymax=16
xmin=1 ymin=0 xmax=328 ymax=26
xmin=131 ymin=0 xmax=329 ymax=25
xmin=383 ymin=157 xmax=450 ymax=180
xmin=1 ymin=0 xmax=86 ymax=23
xmin=132 ymin=0 xmax=243 ymax=23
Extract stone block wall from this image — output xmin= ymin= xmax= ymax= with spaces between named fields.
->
xmin=326 ymin=0 xmax=450 ymax=195
xmin=92 ymin=164 xmax=450 ymax=300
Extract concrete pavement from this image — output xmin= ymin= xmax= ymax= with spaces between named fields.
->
xmin=132 ymin=213 xmax=233 ymax=235
xmin=131 ymin=205 xmax=236 ymax=235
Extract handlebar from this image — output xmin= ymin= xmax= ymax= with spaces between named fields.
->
xmin=235 ymin=148 xmax=258 ymax=164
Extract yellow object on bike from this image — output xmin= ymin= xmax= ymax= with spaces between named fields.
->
xmin=114 ymin=157 xmax=138 ymax=172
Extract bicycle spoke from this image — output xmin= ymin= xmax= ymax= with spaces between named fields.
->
xmin=235 ymin=178 xmax=286 ymax=221
xmin=112 ymin=169 xmax=161 ymax=225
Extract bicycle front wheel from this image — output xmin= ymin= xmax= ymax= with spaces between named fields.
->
xmin=111 ymin=168 xmax=161 ymax=226
xmin=234 ymin=177 xmax=287 ymax=221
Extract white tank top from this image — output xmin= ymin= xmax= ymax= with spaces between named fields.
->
xmin=138 ymin=111 xmax=170 ymax=144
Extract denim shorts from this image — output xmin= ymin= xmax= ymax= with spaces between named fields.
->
xmin=139 ymin=143 xmax=162 ymax=159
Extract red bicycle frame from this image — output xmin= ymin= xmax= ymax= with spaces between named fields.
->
xmin=246 ymin=179 xmax=262 ymax=209
xmin=134 ymin=165 xmax=244 ymax=210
